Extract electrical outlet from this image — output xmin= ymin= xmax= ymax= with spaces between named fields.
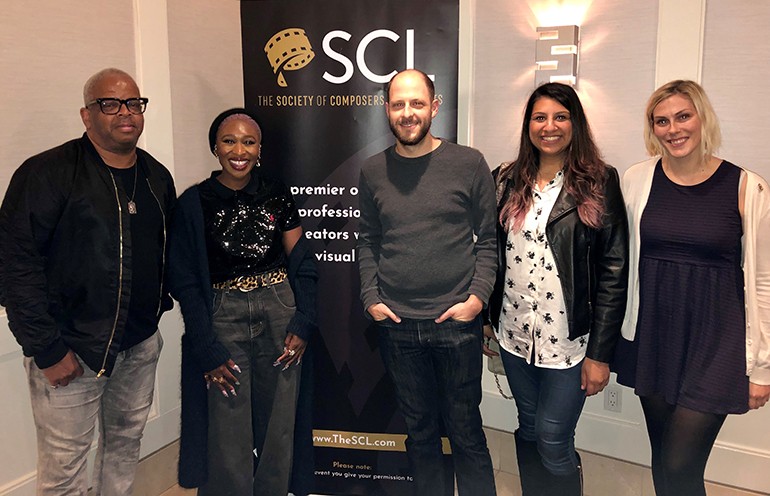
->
xmin=604 ymin=384 xmax=622 ymax=412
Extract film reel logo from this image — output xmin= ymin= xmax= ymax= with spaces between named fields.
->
xmin=264 ymin=28 xmax=315 ymax=87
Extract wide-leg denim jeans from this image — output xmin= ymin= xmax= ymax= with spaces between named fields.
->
xmin=25 ymin=331 xmax=163 ymax=496
xmin=377 ymin=316 xmax=496 ymax=496
xmin=198 ymin=279 xmax=300 ymax=496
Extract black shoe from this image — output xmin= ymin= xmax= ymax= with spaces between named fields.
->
xmin=514 ymin=431 xmax=583 ymax=496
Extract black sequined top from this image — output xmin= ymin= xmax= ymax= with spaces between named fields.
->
xmin=198 ymin=171 xmax=301 ymax=283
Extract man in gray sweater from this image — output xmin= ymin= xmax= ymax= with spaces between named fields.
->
xmin=357 ymin=69 xmax=497 ymax=496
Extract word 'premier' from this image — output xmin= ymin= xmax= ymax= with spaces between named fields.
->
xmin=291 ymin=184 xmax=347 ymax=196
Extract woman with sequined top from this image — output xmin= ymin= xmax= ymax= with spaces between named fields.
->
xmin=484 ymin=83 xmax=628 ymax=495
xmin=168 ymin=108 xmax=318 ymax=495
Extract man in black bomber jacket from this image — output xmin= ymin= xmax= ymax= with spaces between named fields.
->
xmin=0 ymin=68 xmax=175 ymax=495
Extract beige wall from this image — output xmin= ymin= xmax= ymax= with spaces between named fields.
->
xmin=0 ymin=1 xmax=135 ymax=200
xmin=703 ymin=0 xmax=770 ymax=178
xmin=167 ymin=0 xmax=244 ymax=192
xmin=470 ymin=0 xmax=655 ymax=171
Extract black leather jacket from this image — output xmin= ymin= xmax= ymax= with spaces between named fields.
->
xmin=488 ymin=164 xmax=629 ymax=363
xmin=0 ymin=135 xmax=176 ymax=376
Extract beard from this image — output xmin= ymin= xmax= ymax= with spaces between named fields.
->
xmin=389 ymin=116 xmax=431 ymax=147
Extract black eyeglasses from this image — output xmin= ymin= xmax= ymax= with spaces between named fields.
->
xmin=86 ymin=97 xmax=149 ymax=115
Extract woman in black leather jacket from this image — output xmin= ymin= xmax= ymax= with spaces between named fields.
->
xmin=484 ymin=83 xmax=628 ymax=495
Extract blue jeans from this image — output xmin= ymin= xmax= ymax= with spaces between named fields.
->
xmin=198 ymin=280 xmax=300 ymax=496
xmin=25 ymin=331 xmax=163 ymax=496
xmin=377 ymin=316 xmax=495 ymax=496
xmin=500 ymin=347 xmax=585 ymax=475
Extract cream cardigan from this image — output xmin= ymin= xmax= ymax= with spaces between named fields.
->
xmin=621 ymin=157 xmax=770 ymax=385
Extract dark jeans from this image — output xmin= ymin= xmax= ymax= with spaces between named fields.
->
xmin=377 ymin=316 xmax=496 ymax=496
xmin=500 ymin=347 xmax=586 ymax=475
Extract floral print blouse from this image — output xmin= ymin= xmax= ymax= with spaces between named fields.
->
xmin=497 ymin=171 xmax=587 ymax=369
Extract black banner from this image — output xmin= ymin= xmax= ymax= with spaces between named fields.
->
xmin=241 ymin=2 xmax=459 ymax=493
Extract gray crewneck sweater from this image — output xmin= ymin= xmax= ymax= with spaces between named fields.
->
xmin=357 ymin=140 xmax=498 ymax=319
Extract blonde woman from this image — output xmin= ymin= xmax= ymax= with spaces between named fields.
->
xmin=615 ymin=80 xmax=770 ymax=495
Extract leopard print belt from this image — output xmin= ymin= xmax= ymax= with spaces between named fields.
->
xmin=212 ymin=267 xmax=287 ymax=292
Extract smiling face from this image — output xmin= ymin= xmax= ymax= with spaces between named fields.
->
xmin=80 ymin=73 xmax=144 ymax=156
xmin=385 ymin=70 xmax=439 ymax=154
xmin=215 ymin=117 xmax=262 ymax=190
xmin=528 ymin=97 xmax=573 ymax=161
xmin=651 ymin=93 xmax=703 ymax=160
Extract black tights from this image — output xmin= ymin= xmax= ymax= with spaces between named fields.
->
xmin=640 ymin=395 xmax=726 ymax=496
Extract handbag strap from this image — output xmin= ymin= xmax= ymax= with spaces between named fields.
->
xmin=485 ymin=336 xmax=514 ymax=400
xmin=493 ymin=372 xmax=514 ymax=400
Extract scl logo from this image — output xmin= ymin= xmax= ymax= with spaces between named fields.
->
xmin=264 ymin=28 xmax=316 ymax=87
xmin=264 ymin=27 xmax=432 ymax=87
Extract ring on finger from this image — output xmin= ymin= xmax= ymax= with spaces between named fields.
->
xmin=288 ymin=348 xmax=296 ymax=357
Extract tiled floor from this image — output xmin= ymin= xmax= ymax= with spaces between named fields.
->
xmin=494 ymin=470 xmax=523 ymax=496
xmin=140 ymin=429 xmax=764 ymax=496
xmin=159 ymin=485 xmax=195 ymax=496
xmin=484 ymin=427 xmax=764 ymax=496
xmin=159 ymin=485 xmax=196 ymax=496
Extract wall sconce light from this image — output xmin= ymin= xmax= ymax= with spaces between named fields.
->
xmin=535 ymin=25 xmax=580 ymax=87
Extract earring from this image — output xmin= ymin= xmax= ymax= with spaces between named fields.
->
xmin=256 ymin=156 xmax=261 ymax=168
xmin=213 ymin=145 xmax=218 ymax=158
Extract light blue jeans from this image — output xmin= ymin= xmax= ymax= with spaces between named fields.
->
xmin=500 ymin=347 xmax=585 ymax=476
xmin=25 ymin=331 xmax=163 ymax=495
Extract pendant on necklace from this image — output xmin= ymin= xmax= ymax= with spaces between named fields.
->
xmin=128 ymin=201 xmax=137 ymax=215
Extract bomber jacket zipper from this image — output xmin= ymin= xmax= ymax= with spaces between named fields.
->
xmin=147 ymin=178 xmax=167 ymax=316
xmin=98 ymin=172 xmax=125 ymax=377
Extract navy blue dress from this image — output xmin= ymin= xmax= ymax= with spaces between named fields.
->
xmin=617 ymin=160 xmax=748 ymax=414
